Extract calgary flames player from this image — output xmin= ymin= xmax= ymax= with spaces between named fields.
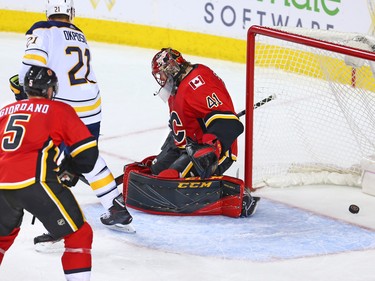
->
xmin=122 ymin=48 xmax=260 ymax=218
xmin=0 ymin=66 xmax=96 ymax=280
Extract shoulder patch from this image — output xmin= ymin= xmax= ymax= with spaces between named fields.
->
xmin=189 ymin=75 xmax=205 ymax=90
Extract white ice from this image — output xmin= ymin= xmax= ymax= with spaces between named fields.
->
xmin=1 ymin=32 xmax=375 ymax=281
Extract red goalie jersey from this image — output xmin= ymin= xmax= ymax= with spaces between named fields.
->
xmin=168 ymin=64 xmax=240 ymax=159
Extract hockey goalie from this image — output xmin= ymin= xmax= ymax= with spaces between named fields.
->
xmin=122 ymin=48 xmax=260 ymax=218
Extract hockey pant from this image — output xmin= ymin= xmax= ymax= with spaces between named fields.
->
xmin=0 ymin=184 xmax=93 ymax=281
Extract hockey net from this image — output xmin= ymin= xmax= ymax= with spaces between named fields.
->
xmin=245 ymin=26 xmax=375 ymax=190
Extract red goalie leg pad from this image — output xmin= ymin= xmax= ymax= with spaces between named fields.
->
xmin=189 ymin=195 xmax=242 ymax=218
xmin=62 ymin=222 xmax=93 ymax=274
xmin=123 ymin=162 xmax=152 ymax=199
xmin=190 ymin=176 xmax=244 ymax=218
xmin=158 ymin=169 xmax=179 ymax=178
xmin=221 ymin=195 xmax=243 ymax=218
xmin=0 ymin=227 xmax=20 ymax=264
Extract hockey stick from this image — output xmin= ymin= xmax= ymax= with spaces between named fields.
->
xmin=237 ymin=94 xmax=276 ymax=118
xmin=114 ymin=173 xmax=124 ymax=185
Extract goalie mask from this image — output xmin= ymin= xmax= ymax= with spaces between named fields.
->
xmin=151 ymin=48 xmax=188 ymax=101
xmin=46 ymin=0 xmax=75 ymax=21
xmin=24 ymin=66 xmax=59 ymax=99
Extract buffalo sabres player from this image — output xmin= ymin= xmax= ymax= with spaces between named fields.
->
xmin=9 ymin=0 xmax=134 ymax=250
xmin=124 ymin=48 xmax=259 ymax=217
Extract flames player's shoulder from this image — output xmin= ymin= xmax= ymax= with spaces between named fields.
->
xmin=48 ymin=99 xmax=77 ymax=117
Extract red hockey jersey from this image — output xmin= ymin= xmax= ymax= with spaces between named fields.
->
xmin=168 ymin=64 xmax=242 ymax=159
xmin=0 ymin=99 xmax=97 ymax=189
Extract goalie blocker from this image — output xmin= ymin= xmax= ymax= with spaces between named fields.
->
xmin=122 ymin=162 xmax=259 ymax=218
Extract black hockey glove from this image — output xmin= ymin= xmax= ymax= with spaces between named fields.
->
xmin=57 ymin=156 xmax=80 ymax=187
xmin=186 ymin=138 xmax=221 ymax=179
xmin=9 ymin=74 xmax=28 ymax=101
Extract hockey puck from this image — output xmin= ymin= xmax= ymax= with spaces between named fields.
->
xmin=349 ymin=204 xmax=360 ymax=214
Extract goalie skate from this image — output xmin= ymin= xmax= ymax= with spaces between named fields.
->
xmin=34 ymin=233 xmax=64 ymax=253
xmin=241 ymin=189 xmax=260 ymax=217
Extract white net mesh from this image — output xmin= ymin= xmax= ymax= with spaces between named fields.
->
xmin=249 ymin=27 xmax=375 ymax=188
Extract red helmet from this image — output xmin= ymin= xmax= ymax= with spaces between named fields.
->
xmin=151 ymin=48 xmax=187 ymax=87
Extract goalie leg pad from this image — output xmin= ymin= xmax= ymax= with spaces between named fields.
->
xmin=124 ymin=169 xmax=244 ymax=217
xmin=126 ymin=171 xmax=222 ymax=214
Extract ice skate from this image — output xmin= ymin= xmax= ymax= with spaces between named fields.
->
xmin=241 ymin=189 xmax=260 ymax=217
xmin=34 ymin=233 xmax=64 ymax=253
xmin=100 ymin=194 xmax=136 ymax=233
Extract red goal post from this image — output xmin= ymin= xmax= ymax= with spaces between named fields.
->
xmin=245 ymin=25 xmax=375 ymax=191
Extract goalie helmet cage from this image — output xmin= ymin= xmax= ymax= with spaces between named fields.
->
xmin=245 ymin=25 xmax=375 ymax=190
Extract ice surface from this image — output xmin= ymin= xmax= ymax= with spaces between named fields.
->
xmin=1 ymin=32 xmax=375 ymax=281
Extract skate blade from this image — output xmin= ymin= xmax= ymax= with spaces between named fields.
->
xmin=104 ymin=223 xmax=136 ymax=234
xmin=34 ymin=240 xmax=64 ymax=253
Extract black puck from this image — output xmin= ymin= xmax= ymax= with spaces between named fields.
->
xmin=349 ymin=204 xmax=359 ymax=214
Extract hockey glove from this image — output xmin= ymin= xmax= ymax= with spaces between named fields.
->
xmin=9 ymin=74 xmax=28 ymax=101
xmin=202 ymin=134 xmax=222 ymax=158
xmin=57 ymin=156 xmax=79 ymax=187
xmin=186 ymin=135 xmax=222 ymax=179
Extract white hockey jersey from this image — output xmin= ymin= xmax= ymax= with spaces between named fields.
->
xmin=19 ymin=21 xmax=102 ymax=125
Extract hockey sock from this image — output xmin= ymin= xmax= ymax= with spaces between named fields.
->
xmin=62 ymin=222 xmax=92 ymax=280
xmin=82 ymin=155 xmax=120 ymax=210
xmin=0 ymin=227 xmax=20 ymax=265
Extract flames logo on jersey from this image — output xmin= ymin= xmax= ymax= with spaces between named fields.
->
xmin=189 ymin=75 xmax=205 ymax=90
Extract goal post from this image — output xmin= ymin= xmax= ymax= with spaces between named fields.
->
xmin=245 ymin=25 xmax=375 ymax=191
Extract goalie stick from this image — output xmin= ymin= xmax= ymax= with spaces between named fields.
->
xmin=237 ymin=94 xmax=276 ymax=118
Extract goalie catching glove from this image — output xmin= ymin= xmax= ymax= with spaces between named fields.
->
xmin=186 ymin=134 xmax=222 ymax=179
xmin=9 ymin=74 xmax=28 ymax=101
